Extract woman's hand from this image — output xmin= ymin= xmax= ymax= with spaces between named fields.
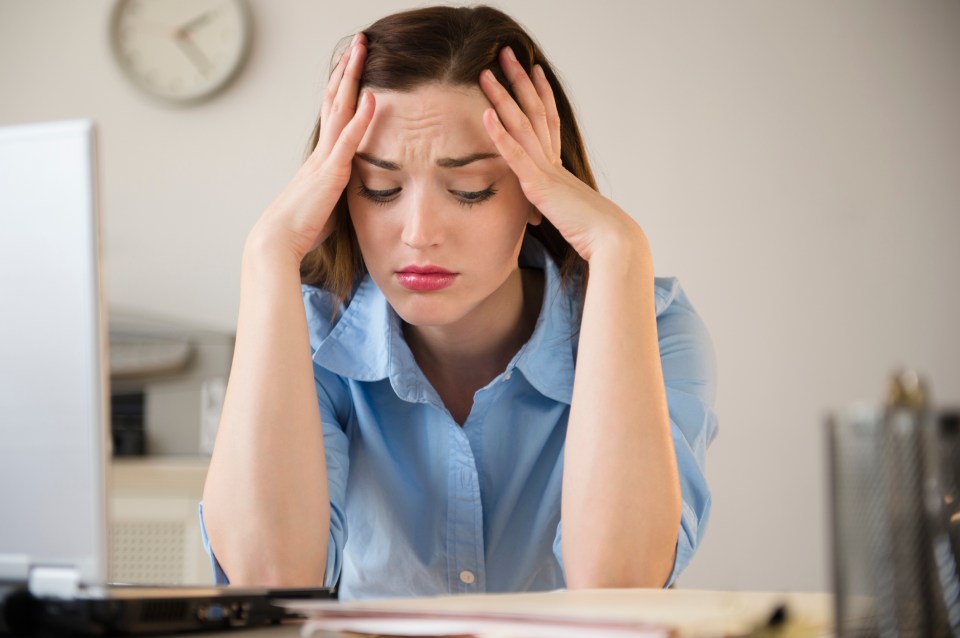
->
xmin=249 ymin=33 xmax=375 ymax=265
xmin=479 ymin=47 xmax=646 ymax=264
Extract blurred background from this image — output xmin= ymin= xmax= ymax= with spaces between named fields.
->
xmin=1 ymin=0 xmax=958 ymax=593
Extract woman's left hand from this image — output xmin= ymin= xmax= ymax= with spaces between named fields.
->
xmin=479 ymin=47 xmax=646 ymax=263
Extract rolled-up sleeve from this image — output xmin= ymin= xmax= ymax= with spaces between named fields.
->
xmin=314 ymin=364 xmax=351 ymax=588
xmin=304 ymin=285 xmax=354 ymax=589
xmin=550 ymin=279 xmax=717 ymax=587
xmin=198 ymin=501 xmax=230 ymax=584
xmin=656 ymin=281 xmax=718 ymax=586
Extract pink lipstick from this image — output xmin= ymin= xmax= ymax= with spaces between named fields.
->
xmin=396 ymin=265 xmax=457 ymax=292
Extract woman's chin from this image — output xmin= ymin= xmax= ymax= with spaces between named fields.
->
xmin=391 ymin=301 xmax=464 ymax=329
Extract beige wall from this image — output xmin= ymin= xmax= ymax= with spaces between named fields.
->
xmin=2 ymin=0 xmax=959 ymax=593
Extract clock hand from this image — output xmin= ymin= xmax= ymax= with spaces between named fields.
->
xmin=175 ymin=8 xmax=218 ymax=37
xmin=174 ymin=35 xmax=212 ymax=77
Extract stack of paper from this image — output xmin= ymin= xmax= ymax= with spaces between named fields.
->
xmin=279 ymin=588 xmax=832 ymax=638
xmin=302 ymin=607 xmax=668 ymax=637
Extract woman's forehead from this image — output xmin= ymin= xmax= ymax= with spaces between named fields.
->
xmin=357 ymin=84 xmax=495 ymax=162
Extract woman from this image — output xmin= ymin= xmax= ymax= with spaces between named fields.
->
xmin=201 ymin=5 xmax=717 ymax=600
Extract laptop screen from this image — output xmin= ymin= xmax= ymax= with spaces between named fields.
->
xmin=0 ymin=119 xmax=110 ymax=588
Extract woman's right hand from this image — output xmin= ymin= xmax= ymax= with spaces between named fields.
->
xmin=248 ymin=33 xmax=375 ymax=265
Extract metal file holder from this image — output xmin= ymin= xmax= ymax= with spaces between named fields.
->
xmin=828 ymin=372 xmax=960 ymax=637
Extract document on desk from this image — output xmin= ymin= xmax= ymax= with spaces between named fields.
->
xmin=280 ymin=588 xmax=832 ymax=638
xmin=301 ymin=609 xmax=667 ymax=637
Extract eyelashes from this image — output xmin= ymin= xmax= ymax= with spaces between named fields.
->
xmin=452 ymin=187 xmax=498 ymax=206
xmin=356 ymin=184 xmax=498 ymax=208
xmin=356 ymin=185 xmax=401 ymax=205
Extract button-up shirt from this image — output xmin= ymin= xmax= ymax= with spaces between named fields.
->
xmin=201 ymin=238 xmax=717 ymax=600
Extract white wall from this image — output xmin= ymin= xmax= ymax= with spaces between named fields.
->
xmin=2 ymin=0 xmax=958 ymax=593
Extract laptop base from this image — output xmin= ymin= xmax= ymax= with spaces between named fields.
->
xmin=1 ymin=584 xmax=334 ymax=636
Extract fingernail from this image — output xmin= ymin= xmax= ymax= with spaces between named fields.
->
xmin=505 ymin=46 xmax=517 ymax=62
xmin=351 ymin=33 xmax=360 ymax=45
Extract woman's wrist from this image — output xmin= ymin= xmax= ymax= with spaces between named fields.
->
xmin=242 ymin=223 xmax=306 ymax=282
xmin=585 ymin=219 xmax=653 ymax=275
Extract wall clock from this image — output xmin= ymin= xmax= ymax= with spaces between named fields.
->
xmin=109 ymin=0 xmax=252 ymax=104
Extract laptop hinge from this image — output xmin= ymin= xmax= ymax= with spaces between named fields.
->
xmin=28 ymin=566 xmax=81 ymax=599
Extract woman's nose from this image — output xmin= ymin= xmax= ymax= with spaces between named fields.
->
xmin=400 ymin=192 xmax=445 ymax=249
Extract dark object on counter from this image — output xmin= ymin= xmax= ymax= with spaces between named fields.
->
xmin=111 ymin=393 xmax=145 ymax=456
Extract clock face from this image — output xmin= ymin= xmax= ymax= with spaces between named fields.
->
xmin=110 ymin=0 xmax=252 ymax=103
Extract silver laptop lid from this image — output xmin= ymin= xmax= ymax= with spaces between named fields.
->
xmin=0 ymin=119 xmax=110 ymax=594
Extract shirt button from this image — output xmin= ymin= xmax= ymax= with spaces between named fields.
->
xmin=459 ymin=570 xmax=476 ymax=585
xmin=503 ymin=370 xmax=512 ymax=382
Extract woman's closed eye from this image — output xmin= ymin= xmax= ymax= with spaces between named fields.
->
xmin=357 ymin=184 xmax=498 ymax=208
xmin=450 ymin=186 xmax=497 ymax=207
xmin=357 ymin=184 xmax=401 ymax=205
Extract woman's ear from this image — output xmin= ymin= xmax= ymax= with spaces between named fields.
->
xmin=527 ymin=204 xmax=543 ymax=226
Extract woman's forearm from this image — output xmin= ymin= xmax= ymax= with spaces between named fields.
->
xmin=201 ymin=234 xmax=330 ymax=587
xmin=200 ymin=33 xmax=373 ymax=587
xmin=561 ymin=228 xmax=681 ymax=588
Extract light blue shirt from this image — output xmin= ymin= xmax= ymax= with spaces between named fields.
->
xmin=200 ymin=237 xmax=717 ymax=599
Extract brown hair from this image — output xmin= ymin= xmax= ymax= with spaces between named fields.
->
xmin=300 ymin=5 xmax=595 ymax=305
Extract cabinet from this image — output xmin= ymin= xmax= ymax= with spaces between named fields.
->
xmin=109 ymin=457 xmax=213 ymax=585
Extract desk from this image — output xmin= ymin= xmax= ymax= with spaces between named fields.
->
xmin=211 ymin=589 xmax=834 ymax=638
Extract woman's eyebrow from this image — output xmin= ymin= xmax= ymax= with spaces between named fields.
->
xmin=436 ymin=152 xmax=500 ymax=168
xmin=355 ymin=152 xmax=500 ymax=170
xmin=355 ymin=152 xmax=400 ymax=170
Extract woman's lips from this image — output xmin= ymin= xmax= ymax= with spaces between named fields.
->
xmin=395 ymin=265 xmax=457 ymax=292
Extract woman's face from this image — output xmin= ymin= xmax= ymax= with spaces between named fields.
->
xmin=347 ymin=83 xmax=538 ymax=329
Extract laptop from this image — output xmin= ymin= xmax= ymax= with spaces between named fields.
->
xmin=0 ymin=119 xmax=334 ymax=635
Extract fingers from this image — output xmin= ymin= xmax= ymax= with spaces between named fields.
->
xmin=316 ymin=33 xmax=367 ymax=158
xmin=326 ymin=91 xmax=376 ymax=171
xmin=320 ymin=48 xmax=350 ymax=122
xmin=480 ymin=62 xmax=554 ymax=175
xmin=497 ymin=47 xmax=553 ymax=157
xmin=531 ymin=65 xmax=562 ymax=162
xmin=330 ymin=35 xmax=366 ymax=118
xmin=482 ymin=106 xmax=541 ymax=188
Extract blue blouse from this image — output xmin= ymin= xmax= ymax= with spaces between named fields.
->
xmin=200 ymin=237 xmax=717 ymax=599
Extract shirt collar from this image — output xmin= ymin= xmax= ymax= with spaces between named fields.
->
xmin=311 ymin=235 xmax=579 ymax=406
xmin=510 ymin=237 xmax=578 ymax=405
xmin=310 ymin=275 xmax=394 ymax=383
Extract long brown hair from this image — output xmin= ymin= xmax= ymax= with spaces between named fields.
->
xmin=300 ymin=5 xmax=595 ymax=305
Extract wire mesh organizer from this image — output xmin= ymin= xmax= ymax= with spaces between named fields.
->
xmin=827 ymin=372 xmax=960 ymax=637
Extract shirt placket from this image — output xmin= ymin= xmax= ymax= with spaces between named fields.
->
xmin=445 ymin=403 xmax=491 ymax=593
